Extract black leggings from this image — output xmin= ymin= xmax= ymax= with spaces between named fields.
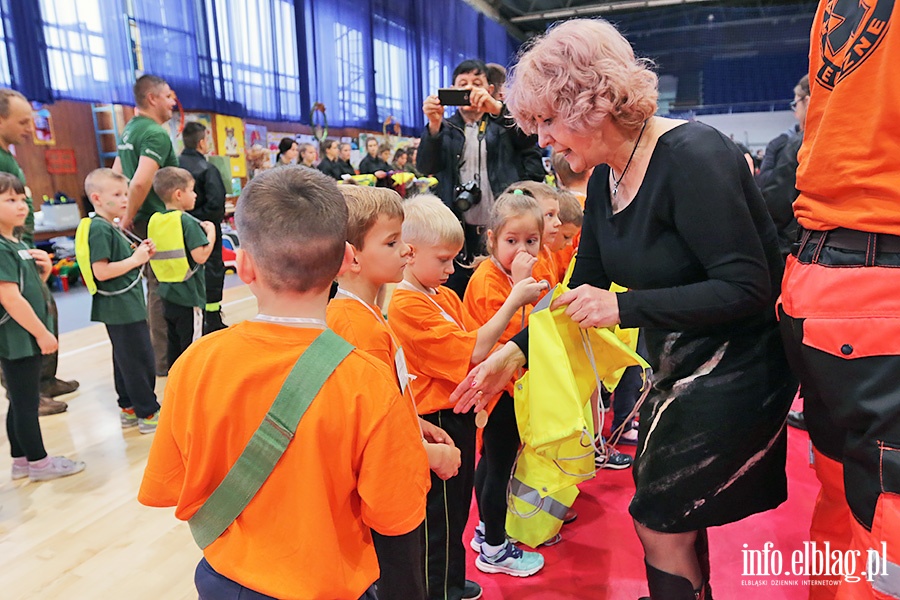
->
xmin=474 ymin=391 xmax=520 ymax=546
xmin=1 ymin=354 xmax=48 ymax=461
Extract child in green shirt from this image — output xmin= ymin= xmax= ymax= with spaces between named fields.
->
xmin=148 ymin=167 xmax=214 ymax=366
xmin=81 ymin=168 xmax=161 ymax=433
xmin=0 ymin=172 xmax=85 ymax=481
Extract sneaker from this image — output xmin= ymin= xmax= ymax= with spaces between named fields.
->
xmin=11 ymin=460 xmax=28 ymax=480
xmin=476 ymin=541 xmax=544 ymax=577
xmin=120 ymin=408 xmax=138 ymax=429
xmin=28 ymin=456 xmax=86 ymax=482
xmin=41 ymin=378 xmax=79 ymax=397
xmin=138 ymin=412 xmax=159 ymax=434
xmin=617 ymin=428 xmax=639 ymax=446
xmin=462 ymin=580 xmax=482 ymax=599
xmin=470 ymin=525 xmax=485 ymax=551
xmin=595 ymin=449 xmax=633 ymax=470
xmin=38 ymin=395 xmax=67 ymax=416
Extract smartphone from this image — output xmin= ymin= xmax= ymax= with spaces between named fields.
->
xmin=438 ymin=88 xmax=471 ymax=106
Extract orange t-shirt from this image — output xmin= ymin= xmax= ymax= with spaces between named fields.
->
xmin=326 ymin=295 xmax=424 ymax=428
xmin=138 ymin=322 xmax=429 ymax=600
xmin=387 ymin=285 xmax=478 ymax=415
xmin=553 ymin=230 xmax=580 ymax=283
xmin=794 ymin=0 xmax=900 ymax=234
xmin=533 ymin=246 xmax=560 ymax=297
xmin=464 ymin=258 xmax=531 ymax=346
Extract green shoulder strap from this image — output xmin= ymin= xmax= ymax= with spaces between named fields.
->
xmin=188 ymin=328 xmax=353 ymax=549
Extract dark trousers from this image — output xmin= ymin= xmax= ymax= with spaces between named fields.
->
xmin=372 ymin=522 xmax=426 ymax=600
xmin=134 ymin=219 xmax=169 ymax=375
xmin=162 ymin=299 xmax=201 ymax=367
xmin=106 ymin=321 xmax=159 ymax=418
xmin=39 ymin=288 xmax=58 ymax=386
xmin=1 ymin=354 xmax=47 ymax=461
xmin=474 ymin=391 xmax=520 ymax=545
xmin=779 ymin=228 xmax=900 ymax=530
xmin=205 ymin=224 xmax=225 ymax=306
xmin=195 ymin=557 xmax=377 ymax=600
xmin=422 ymin=409 xmax=476 ymax=600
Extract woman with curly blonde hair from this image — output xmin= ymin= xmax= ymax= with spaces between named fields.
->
xmin=453 ymin=19 xmax=795 ymax=600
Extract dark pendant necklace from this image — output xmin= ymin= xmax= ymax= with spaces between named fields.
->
xmin=611 ymin=120 xmax=648 ymax=198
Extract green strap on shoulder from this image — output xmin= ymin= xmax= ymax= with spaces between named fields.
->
xmin=188 ymin=329 xmax=353 ymax=549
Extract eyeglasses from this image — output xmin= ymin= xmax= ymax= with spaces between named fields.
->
xmin=790 ymin=97 xmax=807 ymax=110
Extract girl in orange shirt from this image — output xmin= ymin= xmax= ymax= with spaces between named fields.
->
xmin=504 ymin=181 xmax=561 ymax=291
xmin=463 ymin=191 xmax=546 ymax=577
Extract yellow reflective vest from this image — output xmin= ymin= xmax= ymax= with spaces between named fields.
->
xmin=74 ymin=217 xmax=142 ymax=296
xmin=147 ymin=211 xmax=198 ymax=283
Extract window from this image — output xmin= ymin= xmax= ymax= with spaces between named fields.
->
xmin=334 ymin=21 xmax=367 ymax=122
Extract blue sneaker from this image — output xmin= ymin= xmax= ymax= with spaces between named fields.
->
xmin=476 ymin=541 xmax=544 ymax=577
xmin=470 ymin=525 xmax=485 ymax=551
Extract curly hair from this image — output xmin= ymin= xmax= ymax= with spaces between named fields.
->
xmin=506 ymin=19 xmax=658 ymax=135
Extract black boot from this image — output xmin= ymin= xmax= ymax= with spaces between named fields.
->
xmin=203 ymin=310 xmax=227 ymax=335
xmin=641 ymin=561 xmax=704 ymax=600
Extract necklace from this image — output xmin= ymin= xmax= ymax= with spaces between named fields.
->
xmin=610 ymin=120 xmax=648 ymax=198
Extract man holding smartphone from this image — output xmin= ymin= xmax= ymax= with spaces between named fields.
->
xmin=418 ymin=59 xmax=545 ymax=299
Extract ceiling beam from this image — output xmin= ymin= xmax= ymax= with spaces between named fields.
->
xmin=509 ymin=0 xmax=721 ymax=23
xmin=462 ymin=0 xmax=530 ymax=39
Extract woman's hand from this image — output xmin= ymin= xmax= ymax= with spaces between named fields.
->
xmin=551 ymin=284 xmax=620 ymax=329
xmin=451 ymin=341 xmax=526 ymax=414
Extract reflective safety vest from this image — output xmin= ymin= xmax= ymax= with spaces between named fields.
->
xmin=74 ymin=217 xmax=142 ymax=297
xmin=147 ymin=211 xmax=198 ymax=283
xmin=506 ymin=257 xmax=650 ymax=547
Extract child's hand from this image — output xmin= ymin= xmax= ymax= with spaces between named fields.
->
xmin=425 ymin=442 xmax=461 ymax=480
xmin=200 ymin=221 xmax=215 ymax=236
xmin=509 ymin=276 xmax=547 ymax=308
xmin=36 ymin=331 xmax=58 ymax=354
xmin=420 ymin=418 xmax=455 ymax=447
xmin=510 ymin=249 xmax=537 ymax=284
xmin=28 ymin=249 xmax=52 ymax=278
xmin=133 ymin=240 xmax=154 ymax=265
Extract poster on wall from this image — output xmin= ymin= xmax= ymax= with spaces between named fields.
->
xmin=245 ymin=124 xmax=267 ymax=151
xmin=32 ymin=103 xmax=55 ymax=145
xmin=166 ymin=112 xmax=215 ymax=155
xmin=214 ymin=114 xmax=246 ymax=178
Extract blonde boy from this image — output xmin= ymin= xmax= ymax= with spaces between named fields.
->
xmin=326 ymin=185 xmax=460 ymax=600
xmin=149 ymin=166 xmax=214 ymax=366
xmin=139 ymin=167 xmax=429 ymax=599
xmin=387 ymin=194 xmax=545 ymax=600
xmin=82 ymin=168 xmax=160 ymax=432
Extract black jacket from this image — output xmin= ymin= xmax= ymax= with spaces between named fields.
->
xmin=318 ymin=157 xmax=356 ymax=180
xmin=760 ymin=132 xmax=802 ymax=258
xmin=416 ymin=108 xmax=545 ymax=211
xmin=179 ymin=149 xmax=227 ymax=224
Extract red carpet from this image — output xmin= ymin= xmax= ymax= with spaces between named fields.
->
xmin=465 ymin=419 xmax=820 ymax=599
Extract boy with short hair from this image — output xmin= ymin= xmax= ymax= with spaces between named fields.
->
xmin=327 ymin=185 xmax=461 ymax=600
xmin=148 ymin=166 xmax=214 ymax=366
xmin=387 ymin=195 xmax=545 ymax=600
xmin=139 ymin=167 xmax=430 ymax=600
xmin=550 ymin=189 xmax=584 ymax=282
xmin=78 ymin=168 xmax=160 ymax=433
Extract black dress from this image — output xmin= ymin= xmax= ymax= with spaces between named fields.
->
xmin=571 ymin=122 xmax=796 ymax=532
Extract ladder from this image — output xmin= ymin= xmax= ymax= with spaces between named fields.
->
xmin=91 ymin=104 xmax=119 ymax=168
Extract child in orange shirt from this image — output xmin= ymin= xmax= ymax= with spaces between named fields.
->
xmin=326 ymin=185 xmax=460 ymax=600
xmin=550 ymin=190 xmax=584 ymax=282
xmin=388 ymin=195 xmax=546 ymax=599
xmin=463 ymin=191 xmax=547 ymax=573
xmin=504 ymin=181 xmax=561 ymax=289
xmin=139 ymin=167 xmax=430 ymax=600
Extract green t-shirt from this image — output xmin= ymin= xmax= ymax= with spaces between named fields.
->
xmin=0 ymin=147 xmax=34 ymax=249
xmin=157 ymin=211 xmax=208 ymax=308
xmin=0 ymin=236 xmax=51 ymax=359
xmin=117 ymin=116 xmax=178 ymax=224
xmin=87 ymin=216 xmax=147 ymax=325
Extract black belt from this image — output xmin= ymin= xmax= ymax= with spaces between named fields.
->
xmin=796 ymin=226 xmax=900 ymax=259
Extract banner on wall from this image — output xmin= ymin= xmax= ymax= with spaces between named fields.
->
xmin=32 ymin=103 xmax=55 ymax=145
xmin=214 ymin=115 xmax=246 ymax=178
xmin=245 ymin=124 xmax=267 ymax=151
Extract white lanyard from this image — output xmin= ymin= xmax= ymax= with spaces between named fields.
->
xmin=254 ymin=314 xmax=327 ymax=328
xmin=397 ymin=280 xmax=464 ymax=329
